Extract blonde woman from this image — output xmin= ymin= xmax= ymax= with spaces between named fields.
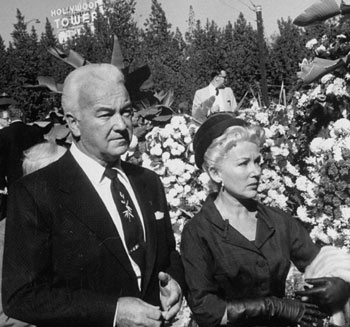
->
xmin=181 ymin=113 xmax=349 ymax=327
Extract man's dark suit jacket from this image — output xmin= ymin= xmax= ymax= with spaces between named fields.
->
xmin=0 ymin=121 xmax=51 ymax=188
xmin=2 ymin=151 xmax=185 ymax=327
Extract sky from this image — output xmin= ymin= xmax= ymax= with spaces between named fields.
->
xmin=0 ymin=0 xmax=329 ymax=46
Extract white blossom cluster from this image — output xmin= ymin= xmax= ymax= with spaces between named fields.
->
xmin=142 ymin=115 xmax=209 ymax=249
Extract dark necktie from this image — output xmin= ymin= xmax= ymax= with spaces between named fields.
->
xmin=104 ymin=167 xmax=145 ymax=273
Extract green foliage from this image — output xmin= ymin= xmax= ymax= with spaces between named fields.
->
xmin=0 ymin=2 xmax=336 ymax=121
xmin=268 ymin=17 xmax=308 ymax=99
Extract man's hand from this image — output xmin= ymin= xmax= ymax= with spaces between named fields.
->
xmin=296 ymin=277 xmax=350 ymax=314
xmin=202 ymin=96 xmax=216 ymax=114
xmin=159 ymin=271 xmax=182 ymax=321
xmin=116 ymin=297 xmax=162 ymax=327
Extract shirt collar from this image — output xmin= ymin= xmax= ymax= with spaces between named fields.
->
xmin=209 ymin=83 xmax=216 ymax=94
xmin=70 ymin=142 xmax=106 ymax=185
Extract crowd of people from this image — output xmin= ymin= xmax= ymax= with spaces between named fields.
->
xmin=0 ymin=64 xmax=348 ymax=327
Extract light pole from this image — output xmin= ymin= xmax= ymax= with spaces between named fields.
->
xmin=25 ymin=18 xmax=40 ymax=27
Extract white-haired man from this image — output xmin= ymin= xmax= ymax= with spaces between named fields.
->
xmin=2 ymin=64 xmax=184 ymax=327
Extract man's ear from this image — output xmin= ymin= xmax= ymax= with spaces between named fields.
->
xmin=207 ymin=166 xmax=222 ymax=185
xmin=65 ymin=112 xmax=81 ymax=138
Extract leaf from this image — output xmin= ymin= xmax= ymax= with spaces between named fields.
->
xmin=293 ymin=0 xmax=340 ymax=26
xmin=155 ymin=105 xmax=176 ymax=116
xmin=152 ymin=115 xmax=172 ymax=122
xmin=47 ymin=46 xmax=90 ymax=68
xmin=138 ymin=107 xmax=161 ymax=118
xmin=110 ymin=34 xmax=124 ymax=69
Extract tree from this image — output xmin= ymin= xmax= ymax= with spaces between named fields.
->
xmin=268 ymin=17 xmax=308 ymax=100
xmin=230 ymin=13 xmax=261 ymax=103
xmin=0 ymin=36 xmax=9 ymax=93
xmin=7 ymin=9 xmax=46 ymax=121
xmin=141 ymin=0 xmax=187 ymax=107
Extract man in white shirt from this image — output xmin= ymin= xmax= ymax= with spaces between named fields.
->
xmin=2 ymin=64 xmax=184 ymax=327
xmin=192 ymin=69 xmax=238 ymax=123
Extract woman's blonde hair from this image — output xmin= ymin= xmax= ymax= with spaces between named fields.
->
xmin=202 ymin=124 xmax=265 ymax=176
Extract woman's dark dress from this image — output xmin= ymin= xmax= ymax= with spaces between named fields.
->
xmin=181 ymin=193 xmax=320 ymax=327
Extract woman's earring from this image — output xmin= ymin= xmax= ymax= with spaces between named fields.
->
xmin=221 ymin=180 xmax=224 ymax=191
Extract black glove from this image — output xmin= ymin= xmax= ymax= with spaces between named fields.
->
xmin=296 ymin=277 xmax=350 ymax=314
xmin=227 ymin=296 xmax=326 ymax=327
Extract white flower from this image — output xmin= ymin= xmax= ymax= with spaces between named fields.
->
xmin=264 ymin=127 xmax=274 ymax=139
xmin=336 ymin=34 xmax=346 ymax=39
xmin=310 ymin=225 xmax=330 ymax=245
xmin=295 ymin=176 xmax=309 ymax=192
xmin=310 ymin=137 xmax=324 ymax=155
xmin=323 ymin=138 xmax=336 ymax=152
xmin=170 ymin=116 xmax=186 ymax=128
xmin=166 ymin=159 xmax=186 ymax=176
xmin=297 ymin=94 xmax=309 ymax=108
xmin=333 ymin=145 xmax=343 ymax=161
xmin=162 ymin=152 xmax=170 ymax=162
xmin=341 ymin=206 xmax=350 ymax=219
xmin=320 ymin=74 xmax=334 ymax=84
xmin=286 ymin=162 xmax=300 ymax=177
xmin=160 ymin=125 xmax=173 ymax=138
xmin=169 ymin=197 xmax=181 ymax=207
xmin=327 ymin=227 xmax=340 ymax=241
xmin=333 ymin=118 xmax=350 ymax=136
xmin=163 ymin=138 xmax=175 ymax=149
xmin=183 ymin=185 xmax=192 ymax=194
xmin=326 ymin=78 xmax=349 ymax=97
xmin=162 ymin=175 xmax=176 ymax=187
xmin=150 ymin=144 xmax=162 ymax=156
xmin=184 ymin=135 xmax=192 ymax=144
xmin=198 ymin=172 xmax=210 ymax=185
xmin=296 ymin=206 xmax=314 ymax=224
xmin=283 ymin=176 xmax=294 ymax=188
xmin=172 ymin=131 xmax=182 ymax=140
xmin=255 ymin=112 xmax=269 ymax=125
xmin=179 ymin=124 xmax=190 ymax=136
xmin=315 ymin=44 xmax=326 ymax=54
xmin=305 ymin=38 xmax=318 ymax=49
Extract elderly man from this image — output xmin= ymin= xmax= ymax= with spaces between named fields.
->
xmin=2 ymin=64 xmax=184 ymax=327
xmin=192 ymin=69 xmax=238 ymax=123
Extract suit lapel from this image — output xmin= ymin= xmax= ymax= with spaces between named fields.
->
xmin=58 ymin=152 xmax=136 ymax=279
xmin=122 ymin=163 xmax=157 ymax=295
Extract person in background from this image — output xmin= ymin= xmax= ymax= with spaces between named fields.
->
xmin=0 ymin=109 xmax=9 ymax=220
xmin=181 ymin=113 xmax=349 ymax=327
xmin=0 ymin=110 xmax=9 ymax=129
xmin=0 ymin=105 xmax=53 ymax=188
xmin=0 ymin=140 xmax=67 ymax=327
xmin=2 ymin=63 xmax=184 ymax=327
xmin=22 ymin=141 xmax=67 ymax=176
xmin=192 ymin=69 xmax=237 ymax=123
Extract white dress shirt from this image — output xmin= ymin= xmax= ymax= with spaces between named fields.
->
xmin=70 ymin=142 xmax=145 ymax=287
xmin=208 ymin=83 xmax=225 ymax=111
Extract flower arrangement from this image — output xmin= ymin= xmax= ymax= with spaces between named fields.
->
xmin=141 ymin=115 xmax=209 ymax=249
xmin=139 ymin=101 xmax=350 ymax=251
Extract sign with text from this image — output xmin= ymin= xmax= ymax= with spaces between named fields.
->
xmin=51 ymin=0 xmax=103 ymax=43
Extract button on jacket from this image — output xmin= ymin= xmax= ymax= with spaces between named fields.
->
xmin=181 ymin=193 xmax=320 ymax=327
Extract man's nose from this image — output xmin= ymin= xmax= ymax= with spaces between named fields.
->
xmin=112 ymin=114 xmax=127 ymax=130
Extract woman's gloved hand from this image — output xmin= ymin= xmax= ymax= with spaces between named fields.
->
xmin=227 ymin=296 xmax=326 ymax=327
xmin=296 ymin=277 xmax=350 ymax=314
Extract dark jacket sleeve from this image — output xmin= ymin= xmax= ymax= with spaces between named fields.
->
xmin=2 ymin=179 xmax=117 ymax=326
xmin=180 ymin=220 xmax=226 ymax=327
xmin=287 ymin=213 xmax=320 ymax=272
